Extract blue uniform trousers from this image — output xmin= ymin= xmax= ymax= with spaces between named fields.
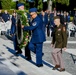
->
xmin=12 ymin=35 xmax=22 ymax=52
xmin=12 ymin=35 xmax=17 ymax=50
xmin=29 ymin=42 xmax=43 ymax=65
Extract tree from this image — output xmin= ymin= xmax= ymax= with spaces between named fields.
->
xmin=52 ymin=0 xmax=69 ymax=6
xmin=47 ymin=0 xmax=70 ymax=11
xmin=37 ymin=0 xmax=43 ymax=11
xmin=1 ymin=0 xmax=12 ymax=9
xmin=18 ymin=0 xmax=25 ymax=3
xmin=11 ymin=1 xmax=16 ymax=9
xmin=36 ymin=0 xmax=70 ymax=11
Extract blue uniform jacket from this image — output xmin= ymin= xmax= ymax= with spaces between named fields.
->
xmin=10 ymin=15 xmax=16 ymax=35
xmin=23 ymin=16 xmax=46 ymax=43
xmin=39 ymin=13 xmax=48 ymax=32
xmin=2 ymin=13 xmax=10 ymax=22
xmin=39 ymin=13 xmax=48 ymax=26
xmin=50 ymin=13 xmax=54 ymax=26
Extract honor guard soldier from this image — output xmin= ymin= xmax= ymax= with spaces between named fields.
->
xmin=22 ymin=8 xmax=46 ymax=67
xmin=10 ymin=11 xmax=17 ymax=53
xmin=51 ymin=16 xmax=67 ymax=72
xmin=16 ymin=3 xmax=31 ymax=60
xmin=11 ymin=3 xmax=31 ymax=61
xmin=10 ymin=10 xmax=22 ymax=55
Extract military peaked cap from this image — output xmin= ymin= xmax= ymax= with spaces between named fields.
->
xmin=17 ymin=3 xmax=24 ymax=7
xmin=29 ymin=8 xmax=37 ymax=13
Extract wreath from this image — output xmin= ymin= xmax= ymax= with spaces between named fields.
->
xmin=17 ymin=10 xmax=30 ymax=49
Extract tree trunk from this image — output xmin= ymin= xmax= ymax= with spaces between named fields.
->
xmin=48 ymin=0 xmax=52 ymax=11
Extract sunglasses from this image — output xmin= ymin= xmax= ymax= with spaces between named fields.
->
xmin=30 ymin=13 xmax=35 ymax=16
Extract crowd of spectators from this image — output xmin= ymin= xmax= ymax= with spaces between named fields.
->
xmin=0 ymin=9 xmax=76 ymax=37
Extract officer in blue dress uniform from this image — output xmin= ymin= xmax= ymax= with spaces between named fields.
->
xmin=39 ymin=10 xmax=48 ymax=36
xmin=16 ymin=3 xmax=31 ymax=60
xmin=11 ymin=12 xmax=16 ymax=50
xmin=2 ymin=10 xmax=10 ymax=22
xmin=10 ymin=11 xmax=22 ymax=55
xmin=22 ymin=8 xmax=46 ymax=67
xmin=11 ymin=3 xmax=31 ymax=60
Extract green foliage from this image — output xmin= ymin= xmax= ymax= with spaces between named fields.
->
xmin=25 ymin=2 xmax=30 ymax=10
xmin=1 ymin=0 xmax=12 ymax=9
xmin=59 ymin=0 xmax=69 ymax=6
xmin=52 ymin=0 xmax=69 ymax=6
xmin=17 ymin=10 xmax=30 ymax=48
xmin=17 ymin=11 xmax=27 ymax=25
xmin=1 ymin=9 xmax=15 ymax=14
xmin=37 ymin=0 xmax=43 ymax=11
xmin=1 ymin=0 xmax=70 ymax=10
xmin=18 ymin=0 xmax=25 ymax=3
xmin=11 ymin=2 xmax=16 ymax=9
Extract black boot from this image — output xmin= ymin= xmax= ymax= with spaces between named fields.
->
xmin=25 ymin=42 xmax=31 ymax=60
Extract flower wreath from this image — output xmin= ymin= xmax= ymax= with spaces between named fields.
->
xmin=17 ymin=10 xmax=30 ymax=49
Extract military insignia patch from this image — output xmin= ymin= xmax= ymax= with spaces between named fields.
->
xmin=32 ymin=22 xmax=37 ymax=26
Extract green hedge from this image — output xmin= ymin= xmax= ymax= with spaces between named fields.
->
xmin=1 ymin=9 xmax=16 ymax=14
xmin=1 ymin=9 xmax=29 ymax=15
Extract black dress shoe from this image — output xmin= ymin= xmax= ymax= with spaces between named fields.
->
xmin=59 ymin=68 xmax=65 ymax=72
xmin=52 ymin=65 xmax=60 ymax=70
xmin=36 ymin=64 xmax=43 ymax=67
xmin=42 ymin=53 xmax=44 ymax=56
xmin=15 ymin=51 xmax=22 ymax=55
xmin=26 ymin=57 xmax=31 ymax=61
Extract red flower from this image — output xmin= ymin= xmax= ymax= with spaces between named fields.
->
xmin=24 ymin=42 xmax=26 ymax=45
xmin=26 ymin=36 xmax=28 ymax=38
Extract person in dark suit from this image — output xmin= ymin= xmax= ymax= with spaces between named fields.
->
xmin=22 ymin=8 xmax=46 ymax=67
xmin=51 ymin=16 xmax=67 ymax=72
xmin=2 ymin=10 xmax=10 ymax=22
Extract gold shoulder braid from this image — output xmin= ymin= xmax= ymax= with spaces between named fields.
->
xmin=17 ymin=10 xmax=30 ymax=49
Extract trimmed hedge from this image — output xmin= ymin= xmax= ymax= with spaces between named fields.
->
xmin=1 ymin=9 xmax=29 ymax=15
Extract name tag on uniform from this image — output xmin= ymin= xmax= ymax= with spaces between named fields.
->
xmin=32 ymin=22 xmax=37 ymax=26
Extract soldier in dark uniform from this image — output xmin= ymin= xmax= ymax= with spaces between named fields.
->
xmin=51 ymin=16 xmax=67 ymax=72
xmin=22 ymin=8 xmax=46 ymax=67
